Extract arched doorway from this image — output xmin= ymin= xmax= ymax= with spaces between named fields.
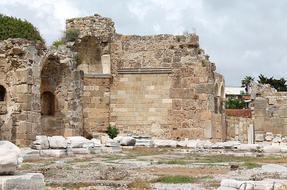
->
xmin=41 ymin=91 xmax=55 ymax=116
xmin=0 ymin=85 xmax=6 ymax=101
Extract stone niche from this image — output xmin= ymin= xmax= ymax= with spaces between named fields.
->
xmin=40 ymin=55 xmax=71 ymax=136
xmin=0 ymin=85 xmax=7 ymax=115
xmin=76 ymin=36 xmax=111 ymax=75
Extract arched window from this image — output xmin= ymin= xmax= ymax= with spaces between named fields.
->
xmin=0 ymin=85 xmax=6 ymax=101
xmin=41 ymin=91 xmax=55 ymax=116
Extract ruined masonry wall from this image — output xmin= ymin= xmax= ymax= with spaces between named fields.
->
xmin=226 ymin=116 xmax=253 ymax=143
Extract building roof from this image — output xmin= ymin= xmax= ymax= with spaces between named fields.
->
xmin=225 ymin=87 xmax=246 ymax=95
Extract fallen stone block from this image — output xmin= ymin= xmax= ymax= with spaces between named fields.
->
xmin=101 ymin=146 xmax=122 ymax=153
xmin=0 ymin=173 xmax=45 ymax=190
xmin=48 ymin=136 xmax=67 ymax=149
xmin=89 ymin=146 xmax=102 ymax=154
xmin=31 ymin=136 xmax=49 ymax=150
xmin=262 ymin=164 xmax=287 ymax=173
xmin=40 ymin=149 xmax=67 ymax=157
xmin=67 ymin=136 xmax=92 ymax=148
xmin=20 ymin=148 xmax=40 ymax=161
xmin=154 ymin=140 xmax=177 ymax=148
xmin=265 ymin=132 xmax=274 ymax=142
xmin=0 ymin=141 xmax=22 ymax=175
xmin=263 ymin=145 xmax=281 ymax=153
xmin=71 ymin=148 xmax=90 ymax=154
xmin=135 ymin=138 xmax=154 ymax=147
xmin=236 ymin=144 xmax=261 ymax=152
xmin=119 ymin=137 xmax=136 ymax=146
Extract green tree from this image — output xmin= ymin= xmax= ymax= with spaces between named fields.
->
xmin=225 ymin=98 xmax=246 ymax=109
xmin=258 ymin=74 xmax=287 ymax=92
xmin=0 ymin=14 xmax=44 ymax=42
xmin=241 ymin=76 xmax=254 ymax=93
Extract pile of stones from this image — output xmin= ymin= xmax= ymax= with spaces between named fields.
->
xmin=22 ymin=135 xmax=139 ymax=160
xmin=0 ymin=141 xmax=45 ymax=190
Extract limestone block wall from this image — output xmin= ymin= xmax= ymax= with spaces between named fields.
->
xmin=226 ymin=116 xmax=253 ymax=143
xmin=82 ymin=76 xmax=111 ymax=137
xmin=110 ymin=33 xmax=224 ymax=140
xmin=110 ymin=74 xmax=171 ymax=137
xmin=252 ymin=89 xmax=287 ymax=136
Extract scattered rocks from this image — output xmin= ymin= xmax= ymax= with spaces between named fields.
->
xmin=265 ymin=132 xmax=274 ymax=142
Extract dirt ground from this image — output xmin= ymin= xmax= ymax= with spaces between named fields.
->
xmin=17 ymin=147 xmax=287 ymax=190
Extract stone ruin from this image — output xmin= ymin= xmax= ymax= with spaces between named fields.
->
xmin=0 ymin=14 xmax=225 ymax=145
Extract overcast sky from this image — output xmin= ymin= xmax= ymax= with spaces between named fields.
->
xmin=0 ymin=0 xmax=286 ymax=86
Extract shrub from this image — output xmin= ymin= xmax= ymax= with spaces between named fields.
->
xmin=52 ymin=40 xmax=65 ymax=48
xmin=106 ymin=125 xmax=119 ymax=139
xmin=64 ymin=29 xmax=80 ymax=42
xmin=225 ymin=98 xmax=246 ymax=109
xmin=0 ymin=14 xmax=44 ymax=42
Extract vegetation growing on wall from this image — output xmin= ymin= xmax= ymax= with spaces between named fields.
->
xmin=0 ymin=14 xmax=43 ymax=42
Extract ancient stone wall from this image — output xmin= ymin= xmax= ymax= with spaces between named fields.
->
xmin=0 ymin=39 xmax=44 ymax=145
xmin=226 ymin=116 xmax=253 ymax=143
xmin=251 ymin=84 xmax=287 ymax=137
xmin=39 ymin=47 xmax=83 ymax=138
xmin=109 ymin=33 xmax=224 ymax=140
xmin=0 ymin=14 xmax=226 ymax=144
xmin=0 ymin=39 xmax=83 ymax=145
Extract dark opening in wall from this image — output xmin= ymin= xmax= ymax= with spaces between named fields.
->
xmin=41 ymin=91 xmax=55 ymax=116
xmin=0 ymin=85 xmax=6 ymax=101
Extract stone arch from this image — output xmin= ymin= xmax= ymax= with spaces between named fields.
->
xmin=41 ymin=91 xmax=55 ymax=116
xmin=40 ymin=54 xmax=71 ymax=136
xmin=0 ymin=85 xmax=6 ymax=101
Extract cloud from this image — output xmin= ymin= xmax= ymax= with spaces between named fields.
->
xmin=0 ymin=0 xmax=83 ymax=44
xmin=1 ymin=0 xmax=287 ymax=86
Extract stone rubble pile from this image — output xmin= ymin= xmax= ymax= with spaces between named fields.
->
xmin=0 ymin=141 xmax=45 ymax=190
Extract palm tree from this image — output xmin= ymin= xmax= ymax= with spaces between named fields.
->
xmin=241 ymin=76 xmax=254 ymax=94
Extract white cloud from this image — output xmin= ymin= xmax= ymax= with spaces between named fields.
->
xmin=1 ymin=0 xmax=287 ymax=86
xmin=0 ymin=0 xmax=83 ymax=44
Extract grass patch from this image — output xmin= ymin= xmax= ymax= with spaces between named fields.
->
xmin=128 ymin=178 xmax=151 ymax=190
xmin=20 ymin=163 xmax=33 ymax=170
xmin=158 ymin=159 xmax=188 ymax=165
xmin=243 ymin=162 xmax=261 ymax=169
xmin=154 ymin=175 xmax=196 ymax=184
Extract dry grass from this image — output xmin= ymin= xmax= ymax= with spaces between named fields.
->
xmin=128 ymin=178 xmax=151 ymax=190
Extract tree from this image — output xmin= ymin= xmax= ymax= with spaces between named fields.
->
xmin=0 ymin=14 xmax=44 ymax=42
xmin=225 ymin=98 xmax=246 ymax=109
xmin=258 ymin=74 xmax=287 ymax=92
xmin=241 ymin=76 xmax=254 ymax=93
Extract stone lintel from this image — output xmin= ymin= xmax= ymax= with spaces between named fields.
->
xmin=118 ymin=68 xmax=172 ymax=74
xmin=84 ymin=73 xmax=112 ymax=79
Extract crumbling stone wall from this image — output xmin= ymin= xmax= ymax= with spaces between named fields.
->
xmin=66 ymin=14 xmax=226 ymax=140
xmin=0 ymin=39 xmax=44 ymax=145
xmin=251 ymin=84 xmax=287 ymax=137
xmin=0 ymin=39 xmax=83 ymax=145
xmin=0 ymin=14 xmax=226 ymax=144
xmin=39 ymin=47 xmax=83 ymax=138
